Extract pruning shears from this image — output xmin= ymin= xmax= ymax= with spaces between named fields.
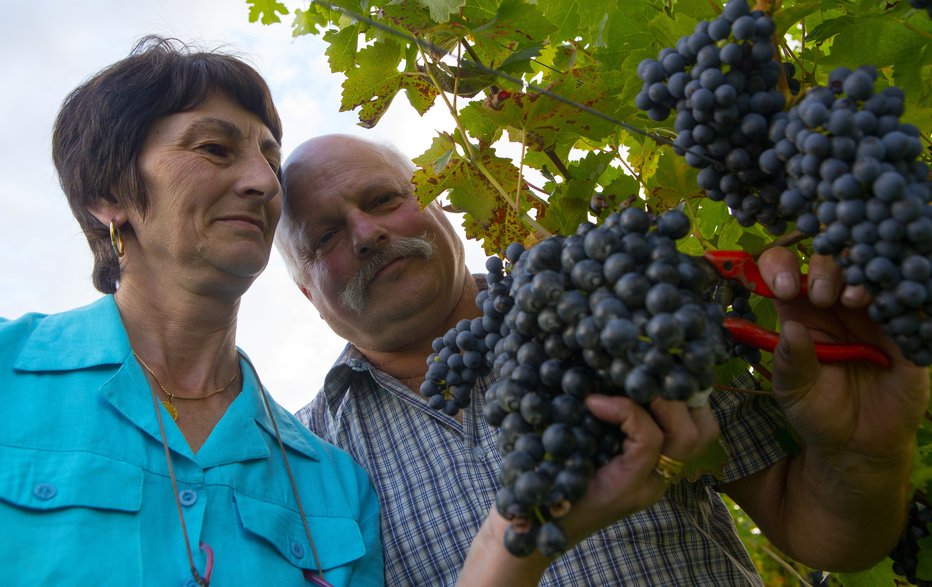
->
xmin=700 ymin=250 xmax=891 ymax=367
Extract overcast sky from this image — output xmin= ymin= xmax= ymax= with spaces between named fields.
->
xmin=0 ymin=0 xmax=487 ymax=411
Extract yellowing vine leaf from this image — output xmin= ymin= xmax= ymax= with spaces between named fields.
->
xmin=341 ymin=40 xmax=440 ymax=127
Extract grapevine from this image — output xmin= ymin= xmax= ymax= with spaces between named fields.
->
xmin=253 ymin=0 xmax=932 ymax=581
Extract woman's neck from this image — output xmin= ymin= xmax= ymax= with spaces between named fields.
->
xmin=114 ymin=278 xmax=242 ymax=394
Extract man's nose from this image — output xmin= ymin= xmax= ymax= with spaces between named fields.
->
xmin=350 ymin=214 xmax=388 ymax=258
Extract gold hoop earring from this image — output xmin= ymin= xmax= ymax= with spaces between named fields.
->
xmin=109 ymin=220 xmax=125 ymax=258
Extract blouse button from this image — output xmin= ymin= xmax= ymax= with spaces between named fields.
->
xmin=290 ymin=540 xmax=306 ymax=559
xmin=179 ymin=489 xmax=198 ymax=507
xmin=33 ymin=483 xmax=57 ymax=501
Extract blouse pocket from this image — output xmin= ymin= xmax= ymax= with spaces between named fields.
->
xmin=233 ymin=489 xmax=366 ymax=581
xmin=0 ymin=445 xmax=144 ymax=583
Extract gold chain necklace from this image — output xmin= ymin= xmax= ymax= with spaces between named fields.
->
xmin=133 ymin=351 xmax=238 ymax=421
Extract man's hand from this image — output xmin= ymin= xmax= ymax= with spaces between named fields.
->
xmin=456 ymin=395 xmax=719 ymax=587
xmin=758 ymin=247 xmax=928 ymax=465
xmin=723 ymin=247 xmax=930 ymax=571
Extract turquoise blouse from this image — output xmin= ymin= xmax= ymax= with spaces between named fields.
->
xmin=0 ymin=296 xmax=383 ymax=586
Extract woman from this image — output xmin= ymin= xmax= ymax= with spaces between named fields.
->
xmin=0 ymin=37 xmax=382 ymax=586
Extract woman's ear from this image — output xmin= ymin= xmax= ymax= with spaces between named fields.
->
xmin=86 ymin=198 xmax=128 ymax=229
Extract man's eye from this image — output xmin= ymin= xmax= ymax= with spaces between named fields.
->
xmin=315 ymin=232 xmax=334 ymax=250
xmin=374 ymin=194 xmax=397 ymax=206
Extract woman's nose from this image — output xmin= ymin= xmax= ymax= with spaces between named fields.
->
xmin=235 ymin=151 xmax=281 ymax=204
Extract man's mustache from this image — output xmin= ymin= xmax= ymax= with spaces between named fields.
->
xmin=340 ymin=235 xmax=435 ymax=314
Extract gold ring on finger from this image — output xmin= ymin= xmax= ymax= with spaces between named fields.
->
xmin=654 ymin=453 xmax=686 ymax=485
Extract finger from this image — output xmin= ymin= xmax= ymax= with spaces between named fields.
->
xmin=649 ymin=399 xmax=721 ymax=462
xmin=647 ymin=397 xmax=693 ymax=435
xmin=585 ymin=394 xmax=663 ymax=452
xmin=772 ymin=320 xmax=819 ymax=394
xmin=757 ymin=246 xmax=802 ymax=300
xmin=646 ymin=397 xmax=696 ymax=458
xmin=807 ymin=253 xmax=844 ymax=308
xmin=688 ymin=403 xmax=721 ymax=453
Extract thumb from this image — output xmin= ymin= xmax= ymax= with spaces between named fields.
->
xmin=772 ymin=320 xmax=819 ymax=394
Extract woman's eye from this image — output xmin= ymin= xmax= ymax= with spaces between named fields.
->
xmin=200 ymin=143 xmax=228 ymax=157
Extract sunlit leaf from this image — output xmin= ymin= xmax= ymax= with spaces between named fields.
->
xmin=247 ymin=0 xmax=288 ymax=24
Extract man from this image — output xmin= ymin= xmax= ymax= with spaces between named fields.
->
xmin=277 ymin=133 xmax=929 ymax=585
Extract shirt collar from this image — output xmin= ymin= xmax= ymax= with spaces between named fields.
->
xmin=13 ymin=296 xmax=130 ymax=372
xmin=13 ymin=296 xmax=319 ymax=463
xmin=320 ymin=344 xmax=374 ymax=418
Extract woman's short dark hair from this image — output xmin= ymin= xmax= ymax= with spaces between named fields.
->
xmin=52 ymin=35 xmax=283 ymax=294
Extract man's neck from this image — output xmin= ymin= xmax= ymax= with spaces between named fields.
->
xmin=358 ymin=272 xmax=482 ymax=394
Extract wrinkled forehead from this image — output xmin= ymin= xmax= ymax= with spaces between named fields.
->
xmin=286 ymin=145 xmax=413 ymax=203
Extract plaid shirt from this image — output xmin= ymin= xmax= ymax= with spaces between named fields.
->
xmin=296 ymin=346 xmax=788 ymax=587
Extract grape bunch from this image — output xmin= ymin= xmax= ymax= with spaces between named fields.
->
xmin=428 ymin=208 xmax=733 ymax=556
xmin=635 ymin=0 xmax=793 ymax=234
xmin=889 ymin=500 xmax=932 ymax=586
xmin=762 ymin=66 xmax=932 ymax=366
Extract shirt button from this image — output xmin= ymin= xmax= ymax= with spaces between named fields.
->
xmin=290 ymin=540 xmax=305 ymax=559
xmin=183 ymin=579 xmax=199 ymax=587
xmin=179 ymin=489 xmax=198 ymax=507
xmin=33 ymin=483 xmax=56 ymax=500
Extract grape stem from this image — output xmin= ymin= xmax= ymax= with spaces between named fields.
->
xmin=759 ymin=545 xmax=811 ymax=586
xmin=759 ymin=229 xmax=809 ymax=253
xmin=545 ymin=148 xmax=570 ymax=178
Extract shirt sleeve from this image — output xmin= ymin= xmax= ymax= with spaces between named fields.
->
xmin=702 ymin=385 xmax=792 ymax=487
xmin=295 ymin=392 xmax=334 ymax=442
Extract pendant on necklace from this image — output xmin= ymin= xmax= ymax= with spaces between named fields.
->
xmin=162 ymin=400 xmax=179 ymax=421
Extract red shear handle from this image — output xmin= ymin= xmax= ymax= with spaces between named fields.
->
xmin=723 ymin=317 xmax=891 ymax=367
xmin=704 ymin=250 xmax=809 ymax=298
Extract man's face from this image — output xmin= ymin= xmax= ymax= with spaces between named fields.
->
xmin=282 ymin=137 xmax=467 ymax=351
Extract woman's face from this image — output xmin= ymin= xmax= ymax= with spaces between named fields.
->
xmin=128 ymin=91 xmax=281 ymax=291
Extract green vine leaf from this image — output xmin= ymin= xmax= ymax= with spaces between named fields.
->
xmin=247 ymin=0 xmax=289 ymax=24
xmin=323 ymin=25 xmax=359 ymax=72
xmin=291 ymin=6 xmax=329 ymax=36
xmin=837 ymin=557 xmax=898 ymax=587
xmin=418 ymin=0 xmax=468 ymax=24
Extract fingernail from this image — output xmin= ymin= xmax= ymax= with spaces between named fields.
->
xmin=841 ymin=285 xmax=868 ymax=308
xmin=774 ymin=271 xmax=797 ymax=298
xmin=810 ymin=277 xmax=836 ymax=305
